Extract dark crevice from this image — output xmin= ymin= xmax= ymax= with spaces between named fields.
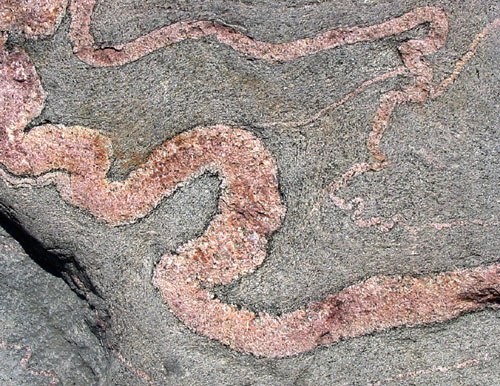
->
xmin=0 ymin=209 xmax=64 ymax=278
xmin=0 ymin=207 xmax=111 ymax=344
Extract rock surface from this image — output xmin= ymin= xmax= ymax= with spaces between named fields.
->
xmin=0 ymin=0 xmax=499 ymax=384
xmin=0 ymin=223 xmax=107 ymax=385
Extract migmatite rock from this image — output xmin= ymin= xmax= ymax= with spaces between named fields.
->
xmin=1 ymin=0 xmax=498 ymax=384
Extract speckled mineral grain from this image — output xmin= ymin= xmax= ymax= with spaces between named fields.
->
xmin=1 ymin=0 xmax=499 ymax=385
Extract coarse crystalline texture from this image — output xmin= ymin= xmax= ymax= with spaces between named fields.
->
xmin=0 ymin=0 xmax=68 ymax=39
xmin=0 ymin=1 xmax=498 ymax=358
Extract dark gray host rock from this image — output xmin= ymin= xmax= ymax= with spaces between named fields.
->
xmin=0 ymin=0 xmax=498 ymax=385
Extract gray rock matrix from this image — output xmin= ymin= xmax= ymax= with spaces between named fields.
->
xmin=1 ymin=1 xmax=498 ymax=385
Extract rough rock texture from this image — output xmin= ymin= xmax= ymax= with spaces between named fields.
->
xmin=1 ymin=0 xmax=499 ymax=384
xmin=0 ymin=223 xmax=107 ymax=385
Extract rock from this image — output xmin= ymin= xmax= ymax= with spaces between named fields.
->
xmin=0 ymin=223 xmax=107 ymax=385
xmin=0 ymin=0 xmax=498 ymax=384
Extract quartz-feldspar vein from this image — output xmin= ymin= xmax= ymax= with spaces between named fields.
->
xmin=0 ymin=341 xmax=59 ymax=385
xmin=0 ymin=0 xmax=498 ymax=358
xmin=69 ymin=1 xmax=448 ymax=67
xmin=154 ymin=264 xmax=500 ymax=357
xmin=0 ymin=0 xmax=68 ymax=39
